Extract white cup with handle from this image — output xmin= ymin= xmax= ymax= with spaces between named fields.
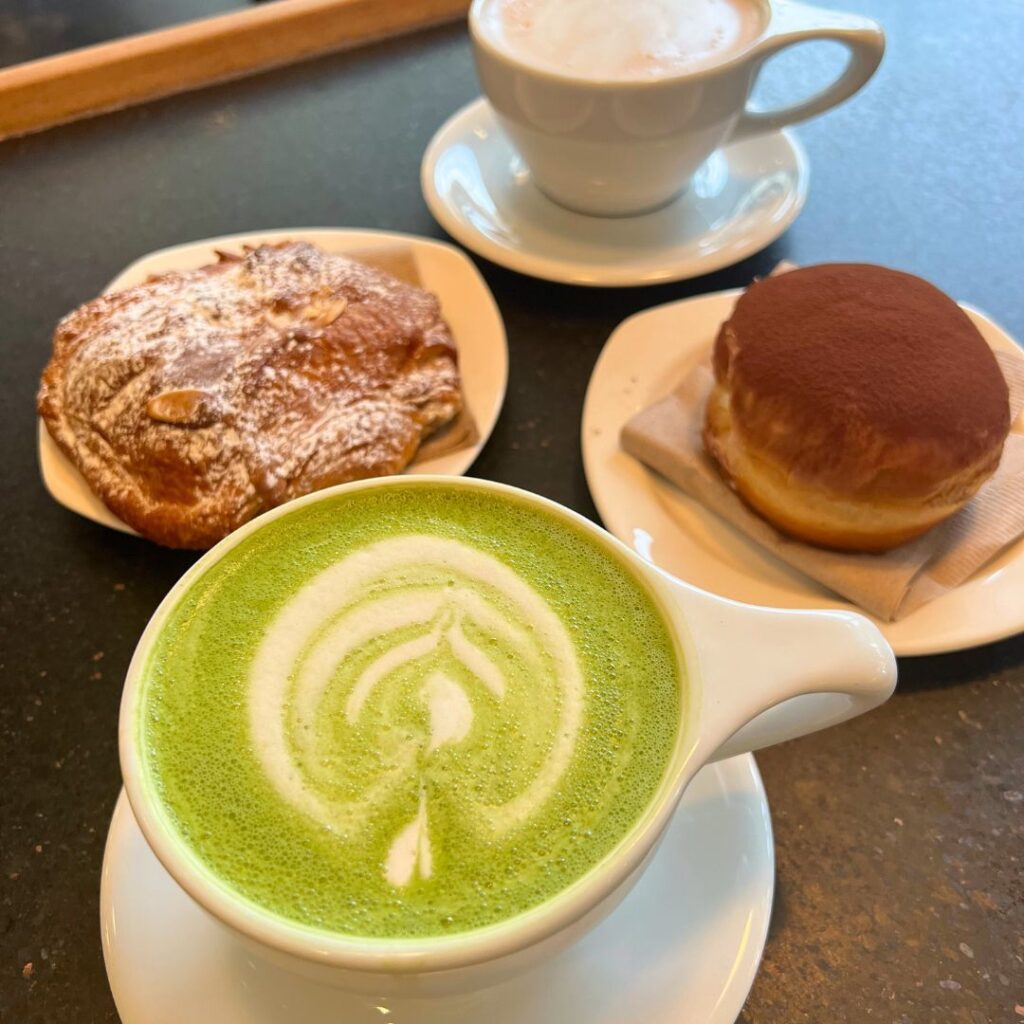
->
xmin=470 ymin=0 xmax=885 ymax=216
xmin=119 ymin=476 xmax=896 ymax=996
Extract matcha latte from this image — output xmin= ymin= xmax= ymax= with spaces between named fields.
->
xmin=137 ymin=483 xmax=683 ymax=940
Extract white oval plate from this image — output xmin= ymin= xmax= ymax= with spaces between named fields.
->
xmin=38 ymin=228 xmax=509 ymax=537
xmin=102 ymin=754 xmax=773 ymax=1024
xmin=421 ymin=98 xmax=809 ymax=288
xmin=582 ymin=288 xmax=1024 ymax=656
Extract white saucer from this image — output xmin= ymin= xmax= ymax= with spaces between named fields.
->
xmin=101 ymin=755 xmax=773 ymax=1024
xmin=38 ymin=228 xmax=508 ymax=537
xmin=582 ymin=288 xmax=1024 ymax=656
xmin=421 ymin=98 xmax=809 ymax=287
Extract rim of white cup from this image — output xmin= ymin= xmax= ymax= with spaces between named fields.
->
xmin=119 ymin=475 xmax=704 ymax=974
xmin=468 ymin=0 xmax=774 ymax=91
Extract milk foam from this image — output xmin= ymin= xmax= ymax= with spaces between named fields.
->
xmin=481 ymin=0 xmax=763 ymax=79
xmin=249 ymin=534 xmax=583 ymax=887
xmin=386 ymin=790 xmax=432 ymax=888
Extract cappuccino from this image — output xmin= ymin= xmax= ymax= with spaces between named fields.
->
xmin=478 ymin=0 xmax=765 ymax=80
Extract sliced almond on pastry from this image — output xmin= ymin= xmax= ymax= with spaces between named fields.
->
xmin=146 ymin=388 xmax=218 ymax=426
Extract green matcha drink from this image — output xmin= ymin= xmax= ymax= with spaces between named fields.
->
xmin=138 ymin=483 xmax=683 ymax=939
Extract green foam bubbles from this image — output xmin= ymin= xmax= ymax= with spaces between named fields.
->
xmin=138 ymin=484 xmax=684 ymax=939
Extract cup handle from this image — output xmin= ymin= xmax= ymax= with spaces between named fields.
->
xmin=730 ymin=0 xmax=885 ymax=141
xmin=661 ymin=577 xmax=897 ymax=763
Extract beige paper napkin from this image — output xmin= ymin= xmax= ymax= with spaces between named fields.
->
xmin=621 ymin=348 xmax=1024 ymax=622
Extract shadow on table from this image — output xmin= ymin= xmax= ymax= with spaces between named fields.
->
xmin=896 ymin=632 xmax=1024 ymax=692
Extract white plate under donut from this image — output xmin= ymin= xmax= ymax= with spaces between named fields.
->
xmin=582 ymin=287 xmax=1024 ymax=657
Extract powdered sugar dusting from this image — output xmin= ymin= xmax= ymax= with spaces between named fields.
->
xmin=37 ymin=242 xmax=462 ymax=548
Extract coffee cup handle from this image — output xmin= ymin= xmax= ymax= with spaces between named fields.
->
xmin=730 ymin=0 xmax=885 ymax=141
xmin=659 ymin=575 xmax=897 ymax=763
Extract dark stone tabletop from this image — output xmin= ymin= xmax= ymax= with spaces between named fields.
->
xmin=1 ymin=1 xmax=1022 ymax=1021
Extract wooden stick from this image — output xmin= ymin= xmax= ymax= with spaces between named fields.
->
xmin=0 ymin=0 xmax=470 ymax=142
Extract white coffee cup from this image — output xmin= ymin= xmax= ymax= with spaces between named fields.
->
xmin=119 ymin=476 xmax=896 ymax=996
xmin=470 ymin=0 xmax=885 ymax=216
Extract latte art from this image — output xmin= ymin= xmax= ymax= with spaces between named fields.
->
xmin=138 ymin=484 xmax=681 ymax=939
xmin=249 ymin=535 xmax=583 ymax=887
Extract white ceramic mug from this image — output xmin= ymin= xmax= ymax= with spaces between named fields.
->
xmin=119 ymin=476 xmax=896 ymax=996
xmin=470 ymin=0 xmax=885 ymax=216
